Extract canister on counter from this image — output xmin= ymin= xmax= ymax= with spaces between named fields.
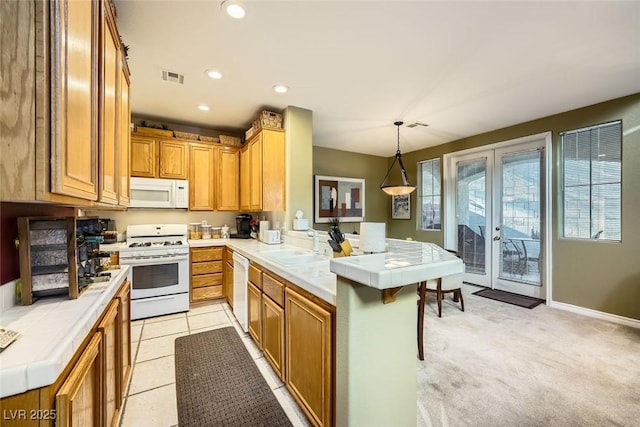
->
xmin=201 ymin=224 xmax=212 ymax=239
xmin=189 ymin=223 xmax=202 ymax=239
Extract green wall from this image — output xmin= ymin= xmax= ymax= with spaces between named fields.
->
xmin=284 ymin=106 xmax=314 ymax=229
xmin=388 ymin=93 xmax=639 ymax=320
xmin=312 ymin=146 xmax=388 ymax=234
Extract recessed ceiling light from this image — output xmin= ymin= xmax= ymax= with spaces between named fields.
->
xmin=206 ymin=69 xmax=222 ymax=80
xmin=221 ymin=0 xmax=246 ymax=19
xmin=273 ymin=84 xmax=288 ymax=94
xmin=198 ymin=104 xmax=210 ymax=111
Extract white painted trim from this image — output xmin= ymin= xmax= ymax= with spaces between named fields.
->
xmin=549 ymin=300 xmax=640 ymax=329
xmin=542 ymin=132 xmax=553 ymax=307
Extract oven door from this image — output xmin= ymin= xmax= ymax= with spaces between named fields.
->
xmin=125 ymin=256 xmax=189 ymax=299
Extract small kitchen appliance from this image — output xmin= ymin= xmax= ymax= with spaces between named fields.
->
xmin=231 ymin=214 xmax=252 ymax=239
xmin=129 ymin=177 xmax=188 ymax=209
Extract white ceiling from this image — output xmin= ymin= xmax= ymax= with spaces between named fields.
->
xmin=115 ymin=1 xmax=640 ymax=157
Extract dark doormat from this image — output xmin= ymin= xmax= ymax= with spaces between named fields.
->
xmin=472 ymin=288 xmax=544 ymax=309
xmin=175 ymin=327 xmax=292 ymax=427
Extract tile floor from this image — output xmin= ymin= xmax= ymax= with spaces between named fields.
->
xmin=119 ymin=301 xmax=310 ymax=427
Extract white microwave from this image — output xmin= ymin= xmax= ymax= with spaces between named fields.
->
xmin=129 ymin=177 xmax=189 ymax=208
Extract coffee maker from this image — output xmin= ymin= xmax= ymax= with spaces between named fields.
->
xmin=231 ymin=214 xmax=252 ymax=239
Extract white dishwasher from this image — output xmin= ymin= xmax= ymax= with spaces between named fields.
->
xmin=232 ymin=252 xmax=249 ymax=332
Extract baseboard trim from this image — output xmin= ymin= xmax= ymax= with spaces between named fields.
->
xmin=549 ymin=300 xmax=640 ymax=329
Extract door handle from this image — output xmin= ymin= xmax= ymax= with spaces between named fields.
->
xmin=493 ymin=236 xmax=501 ymax=241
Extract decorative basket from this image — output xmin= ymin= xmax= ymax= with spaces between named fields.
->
xmin=135 ymin=127 xmax=174 ymax=138
xmin=245 ymin=126 xmax=256 ymax=140
xmin=174 ymin=131 xmax=199 ymax=141
xmin=219 ymin=135 xmax=242 ymax=146
xmin=199 ymin=135 xmax=220 ymax=143
xmin=253 ymin=110 xmax=283 ymax=130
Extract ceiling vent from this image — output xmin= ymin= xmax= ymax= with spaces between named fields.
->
xmin=162 ymin=70 xmax=184 ymax=84
xmin=406 ymin=122 xmax=429 ymax=128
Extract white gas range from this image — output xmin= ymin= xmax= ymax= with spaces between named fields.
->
xmin=119 ymin=224 xmax=190 ymax=320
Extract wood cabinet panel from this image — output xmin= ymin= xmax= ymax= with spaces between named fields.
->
xmin=217 ymin=148 xmax=239 ymax=210
xmin=262 ymin=273 xmax=284 ymax=307
xmin=240 ymin=145 xmax=251 ymax=210
xmin=224 ymin=260 xmax=234 ymax=308
xmin=249 ymin=137 xmax=263 ymax=210
xmin=192 ymin=273 xmax=223 ymax=288
xmin=118 ymin=63 xmax=131 ymax=206
xmin=261 ymin=129 xmax=286 ymax=211
xmin=193 ymin=285 xmax=223 ymax=300
xmin=159 ymin=140 xmax=188 ymax=179
xmin=117 ymin=280 xmax=132 ymax=399
xmin=191 ymin=261 xmax=223 ymax=275
xmin=56 ymin=333 xmax=102 ymax=427
xmin=263 ymin=295 xmax=285 ymax=381
xmin=248 ymin=264 xmax=262 ymax=289
xmin=98 ymin=299 xmax=120 ymax=427
xmin=130 ymin=136 xmax=157 ymax=177
xmin=285 ymin=287 xmax=332 ymax=427
xmin=98 ymin=2 xmax=119 ymax=204
xmin=191 ymin=247 xmax=223 ymax=262
xmin=50 ymin=0 xmax=99 ymax=200
xmin=189 ymin=142 xmax=215 ymax=210
xmin=248 ymin=280 xmax=263 ymax=349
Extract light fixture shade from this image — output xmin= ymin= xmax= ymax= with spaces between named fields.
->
xmin=380 ymin=121 xmax=416 ymax=195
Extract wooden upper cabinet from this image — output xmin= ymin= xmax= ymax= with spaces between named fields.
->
xmin=118 ymin=62 xmax=131 ymax=206
xmin=240 ymin=145 xmax=251 ymax=211
xmin=189 ymin=142 xmax=215 ymax=210
xmin=130 ymin=136 xmax=158 ymax=177
xmin=98 ymin=1 xmax=120 ymax=204
xmin=50 ymin=0 xmax=99 ymax=201
xmin=249 ymin=136 xmax=263 ymax=210
xmin=218 ymin=147 xmax=240 ymax=211
xmin=159 ymin=140 xmax=188 ymax=179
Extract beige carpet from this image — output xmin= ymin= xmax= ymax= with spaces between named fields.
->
xmin=418 ymin=284 xmax=640 ymax=427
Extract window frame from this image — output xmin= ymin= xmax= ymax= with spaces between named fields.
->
xmin=417 ymin=157 xmax=442 ymax=231
xmin=560 ymin=120 xmax=622 ymax=242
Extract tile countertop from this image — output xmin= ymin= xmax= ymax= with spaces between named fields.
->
xmin=189 ymin=238 xmax=337 ymax=305
xmin=0 ymin=266 xmax=129 ymax=399
xmin=330 ymin=240 xmax=464 ymax=289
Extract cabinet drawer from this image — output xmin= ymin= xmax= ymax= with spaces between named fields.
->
xmin=192 ymin=273 xmax=222 ymax=288
xmin=191 ymin=261 xmax=223 ymax=275
xmin=262 ymin=273 xmax=284 ymax=307
xmin=249 ymin=264 xmax=262 ymax=289
xmin=193 ymin=285 xmax=223 ymax=301
xmin=191 ymin=247 xmax=223 ymax=262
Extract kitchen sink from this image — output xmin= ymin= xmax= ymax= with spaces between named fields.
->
xmin=261 ymin=249 xmax=327 ymax=265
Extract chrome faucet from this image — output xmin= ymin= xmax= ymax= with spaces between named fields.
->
xmin=307 ymin=229 xmax=320 ymax=253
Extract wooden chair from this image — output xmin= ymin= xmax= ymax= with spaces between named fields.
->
xmin=417 ymin=250 xmax=465 ymax=360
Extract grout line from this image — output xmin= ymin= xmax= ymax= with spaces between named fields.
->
xmin=126 ymin=382 xmax=176 ymax=398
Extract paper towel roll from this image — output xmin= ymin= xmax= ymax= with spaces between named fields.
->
xmin=359 ymin=222 xmax=386 ymax=253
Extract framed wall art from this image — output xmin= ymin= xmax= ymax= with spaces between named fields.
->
xmin=314 ymin=175 xmax=365 ymax=223
xmin=391 ymin=194 xmax=411 ymax=220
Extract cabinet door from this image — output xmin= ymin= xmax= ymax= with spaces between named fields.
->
xmin=249 ymin=136 xmax=262 ymax=210
xmin=240 ymin=145 xmax=251 ymax=210
xmin=50 ymin=0 xmax=99 ymax=200
xmin=159 ymin=140 xmax=188 ymax=179
xmin=130 ymin=136 xmax=157 ymax=177
xmin=118 ymin=63 xmax=131 ymax=206
xmin=263 ymin=295 xmax=285 ymax=380
xmin=224 ymin=261 xmax=234 ymax=308
xmin=98 ymin=2 xmax=119 ymax=204
xmin=247 ymin=280 xmax=263 ymax=349
xmin=189 ymin=143 xmax=215 ymax=210
xmin=217 ymin=147 xmax=240 ymax=210
xmin=56 ymin=333 xmax=102 ymax=427
xmin=285 ymin=288 xmax=332 ymax=427
xmin=117 ymin=280 xmax=132 ymax=399
xmin=262 ymin=129 xmax=286 ymax=211
xmin=98 ymin=300 xmax=120 ymax=427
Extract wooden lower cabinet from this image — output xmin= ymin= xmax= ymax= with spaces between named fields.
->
xmin=224 ymin=259 xmax=234 ymax=308
xmin=56 ymin=332 xmax=102 ymax=427
xmin=98 ymin=299 xmax=120 ymax=427
xmin=117 ymin=281 xmax=132 ymax=398
xmin=247 ymin=280 xmax=263 ymax=349
xmin=262 ymin=294 xmax=285 ymax=380
xmin=285 ymin=287 xmax=333 ymax=427
xmin=190 ymin=247 xmax=224 ymax=303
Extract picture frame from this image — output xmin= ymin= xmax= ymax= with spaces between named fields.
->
xmin=391 ymin=194 xmax=411 ymax=220
xmin=314 ymin=175 xmax=365 ymax=223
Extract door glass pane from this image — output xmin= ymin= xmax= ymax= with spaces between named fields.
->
xmin=500 ymin=150 xmax=541 ymax=284
xmin=456 ymin=158 xmax=487 ymax=274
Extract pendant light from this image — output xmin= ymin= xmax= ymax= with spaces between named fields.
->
xmin=380 ymin=121 xmax=416 ymax=195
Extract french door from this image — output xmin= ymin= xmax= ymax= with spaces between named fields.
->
xmin=444 ymin=134 xmax=549 ymax=300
